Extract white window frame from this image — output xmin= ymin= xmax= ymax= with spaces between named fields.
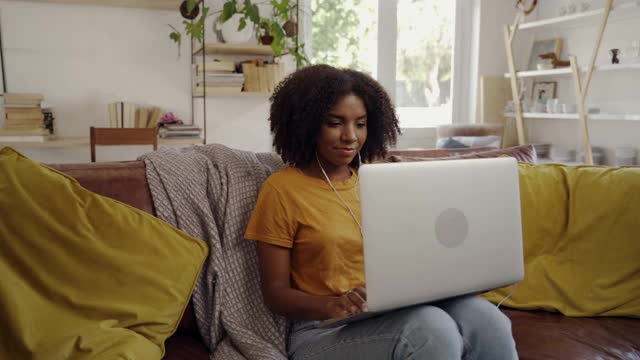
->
xmin=378 ymin=0 xmax=479 ymax=130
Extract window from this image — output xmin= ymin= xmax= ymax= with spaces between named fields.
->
xmin=309 ymin=0 xmax=472 ymax=128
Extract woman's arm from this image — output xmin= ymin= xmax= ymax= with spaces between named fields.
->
xmin=256 ymin=242 xmax=367 ymax=321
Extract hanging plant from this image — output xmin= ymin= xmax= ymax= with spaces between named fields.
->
xmin=219 ymin=0 xmax=310 ymax=67
xmin=169 ymin=0 xmax=211 ymax=57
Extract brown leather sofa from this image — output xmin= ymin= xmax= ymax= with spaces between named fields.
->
xmin=48 ymin=146 xmax=640 ymax=360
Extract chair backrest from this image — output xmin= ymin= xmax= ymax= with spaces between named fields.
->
xmin=90 ymin=127 xmax=158 ymax=162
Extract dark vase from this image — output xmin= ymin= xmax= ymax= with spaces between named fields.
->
xmin=261 ymin=35 xmax=274 ymax=45
xmin=180 ymin=0 xmax=200 ymax=20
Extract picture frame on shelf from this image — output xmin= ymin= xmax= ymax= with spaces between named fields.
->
xmin=527 ymin=38 xmax=563 ymax=70
xmin=532 ymin=81 xmax=557 ymax=103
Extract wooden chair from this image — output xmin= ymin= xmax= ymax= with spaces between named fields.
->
xmin=90 ymin=127 xmax=158 ymax=162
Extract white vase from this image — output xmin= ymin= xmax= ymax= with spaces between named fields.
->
xmin=216 ymin=13 xmax=254 ymax=44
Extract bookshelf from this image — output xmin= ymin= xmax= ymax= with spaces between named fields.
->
xmin=512 ymin=1 xmax=640 ymax=31
xmin=193 ymin=43 xmax=277 ymax=57
xmin=504 ymin=112 xmax=640 ymax=121
xmin=503 ymin=0 xmax=628 ymax=165
xmin=193 ymin=91 xmax=271 ymax=98
xmin=0 ymin=136 xmax=204 ymax=148
xmin=504 ymin=63 xmax=640 ymax=78
xmin=19 ymin=0 xmax=181 ymax=10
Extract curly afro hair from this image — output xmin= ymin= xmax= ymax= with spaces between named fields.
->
xmin=269 ymin=64 xmax=401 ymax=168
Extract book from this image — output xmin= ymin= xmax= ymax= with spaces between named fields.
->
xmin=193 ymin=85 xmax=242 ymax=96
xmin=147 ymin=107 xmax=162 ymax=128
xmin=0 ymin=128 xmax=49 ymax=136
xmin=135 ymin=107 xmax=149 ymax=128
xmin=257 ymin=66 xmax=268 ymax=93
xmin=108 ymin=103 xmax=118 ymax=128
xmin=158 ymin=127 xmax=201 ymax=138
xmin=0 ymin=135 xmax=49 ymax=143
xmin=241 ymin=63 xmax=258 ymax=92
xmin=4 ymin=93 xmax=44 ymax=105
xmin=164 ymin=124 xmax=201 ymax=131
xmin=4 ymin=118 xmax=43 ymax=126
xmin=194 ymin=60 xmax=236 ymax=73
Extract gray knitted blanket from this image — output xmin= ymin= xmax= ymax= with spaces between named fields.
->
xmin=140 ymin=144 xmax=287 ymax=360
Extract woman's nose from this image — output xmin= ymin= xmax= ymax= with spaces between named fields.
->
xmin=342 ymin=125 xmax=357 ymax=142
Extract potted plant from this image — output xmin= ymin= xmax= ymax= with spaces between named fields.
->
xmin=168 ymin=0 xmax=210 ymax=57
xmin=217 ymin=0 xmax=260 ymax=43
xmin=218 ymin=0 xmax=309 ymax=66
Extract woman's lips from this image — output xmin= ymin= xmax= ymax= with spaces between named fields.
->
xmin=335 ymin=148 xmax=356 ymax=157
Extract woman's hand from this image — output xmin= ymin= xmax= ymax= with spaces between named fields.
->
xmin=325 ymin=287 xmax=368 ymax=319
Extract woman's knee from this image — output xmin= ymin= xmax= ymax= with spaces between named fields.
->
xmin=441 ymin=296 xmax=512 ymax=335
xmin=391 ymin=306 xmax=464 ymax=359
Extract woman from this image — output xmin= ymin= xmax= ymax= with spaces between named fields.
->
xmin=245 ymin=64 xmax=517 ymax=359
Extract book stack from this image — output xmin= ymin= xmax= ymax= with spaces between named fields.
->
xmin=192 ymin=60 xmax=244 ymax=96
xmin=0 ymin=93 xmax=50 ymax=143
xmin=158 ymin=124 xmax=202 ymax=139
xmin=241 ymin=61 xmax=285 ymax=93
xmin=108 ymin=102 xmax=162 ymax=129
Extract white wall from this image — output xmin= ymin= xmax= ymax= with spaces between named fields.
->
xmin=0 ymin=0 xmax=194 ymax=162
xmin=476 ymin=0 xmax=640 ymax=164
xmin=1 ymin=0 xmax=492 ymax=163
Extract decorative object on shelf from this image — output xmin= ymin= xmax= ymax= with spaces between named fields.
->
xmin=216 ymin=13 xmax=255 ymax=43
xmin=528 ymin=38 xmax=563 ymax=70
xmin=532 ymin=81 xmax=557 ymax=103
xmin=516 ymin=0 xmax=538 ymax=15
xmin=217 ymin=0 xmax=309 ymax=66
xmin=42 ymin=107 xmax=55 ymax=134
xmin=169 ymin=0 xmax=211 ymax=57
xmin=159 ymin=112 xmax=184 ymax=126
xmin=539 ymin=52 xmax=570 ymax=68
xmin=567 ymin=0 xmax=578 ymax=14
xmin=610 ymin=48 xmax=620 ymax=64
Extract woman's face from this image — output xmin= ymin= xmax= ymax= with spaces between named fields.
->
xmin=316 ymin=94 xmax=368 ymax=170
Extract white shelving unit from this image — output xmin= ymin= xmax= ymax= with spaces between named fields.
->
xmin=512 ymin=1 xmax=640 ymax=31
xmin=504 ymin=112 xmax=640 ymax=121
xmin=503 ymin=0 xmax=625 ymax=165
xmin=504 ymin=63 xmax=640 ymax=78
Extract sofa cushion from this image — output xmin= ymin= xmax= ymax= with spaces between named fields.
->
xmin=387 ymin=145 xmax=537 ymax=163
xmin=484 ymin=163 xmax=640 ymax=317
xmin=0 ymin=147 xmax=209 ymax=359
xmin=505 ymin=309 xmax=640 ymax=358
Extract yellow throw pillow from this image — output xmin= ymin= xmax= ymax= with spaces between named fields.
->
xmin=483 ymin=163 xmax=640 ymax=317
xmin=0 ymin=147 xmax=208 ymax=359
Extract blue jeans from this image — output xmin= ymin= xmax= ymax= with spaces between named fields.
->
xmin=288 ymin=295 xmax=517 ymax=360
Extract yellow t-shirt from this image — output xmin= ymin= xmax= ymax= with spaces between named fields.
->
xmin=245 ymin=166 xmax=365 ymax=297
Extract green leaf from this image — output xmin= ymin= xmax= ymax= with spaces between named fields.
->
xmin=238 ymin=17 xmax=247 ymax=31
xmin=168 ymin=24 xmax=182 ymax=57
xmin=187 ymin=0 xmax=197 ymax=14
xmin=183 ymin=6 xmax=210 ymax=43
xmin=246 ymin=4 xmax=260 ymax=24
xmin=270 ymin=22 xmax=286 ymax=55
xmin=220 ymin=1 xmax=236 ymax=23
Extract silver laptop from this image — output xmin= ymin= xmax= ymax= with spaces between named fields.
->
xmin=319 ymin=157 xmax=524 ymax=328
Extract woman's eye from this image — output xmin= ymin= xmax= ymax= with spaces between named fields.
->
xmin=357 ymin=123 xmax=367 ymax=128
xmin=328 ymin=122 xmax=341 ymax=127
